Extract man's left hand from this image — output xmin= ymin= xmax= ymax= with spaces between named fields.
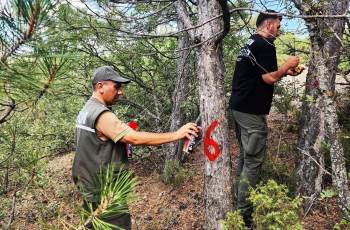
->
xmin=287 ymin=65 xmax=305 ymax=76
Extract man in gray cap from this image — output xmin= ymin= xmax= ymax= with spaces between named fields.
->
xmin=73 ymin=66 xmax=199 ymax=229
xmin=228 ymin=10 xmax=302 ymax=228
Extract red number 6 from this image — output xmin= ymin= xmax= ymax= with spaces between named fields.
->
xmin=204 ymin=120 xmax=220 ymax=161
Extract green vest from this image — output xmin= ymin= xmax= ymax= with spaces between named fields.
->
xmin=72 ymin=97 xmax=128 ymax=200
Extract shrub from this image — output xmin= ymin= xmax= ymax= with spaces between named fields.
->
xmin=162 ymin=159 xmax=192 ymax=186
xmin=334 ymin=218 xmax=350 ymax=230
xmin=222 ymin=210 xmax=247 ymax=230
xmin=249 ymin=180 xmax=303 ymax=230
xmin=222 ymin=180 xmax=303 ymax=230
xmin=260 ymin=157 xmax=296 ymax=194
xmin=273 ymin=83 xmax=298 ymax=118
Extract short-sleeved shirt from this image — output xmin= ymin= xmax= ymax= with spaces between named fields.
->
xmin=72 ymin=97 xmax=131 ymax=201
xmin=229 ymin=34 xmax=277 ymax=115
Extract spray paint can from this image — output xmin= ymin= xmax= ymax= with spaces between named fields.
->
xmin=182 ymin=115 xmax=201 ymax=154
xmin=183 ymin=135 xmax=196 ymax=154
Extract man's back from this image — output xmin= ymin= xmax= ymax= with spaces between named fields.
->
xmin=229 ymin=34 xmax=277 ymax=115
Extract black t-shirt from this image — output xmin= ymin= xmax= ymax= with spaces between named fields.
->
xmin=229 ymin=34 xmax=277 ymax=115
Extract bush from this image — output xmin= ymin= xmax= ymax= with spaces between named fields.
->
xmin=223 ymin=180 xmax=303 ymax=230
xmin=0 ymin=96 xmax=81 ymax=193
xmin=334 ymin=218 xmax=350 ymax=230
xmin=249 ymin=180 xmax=303 ymax=230
xmin=273 ymin=82 xmax=300 ymax=120
xmin=222 ymin=210 xmax=247 ymax=230
xmin=260 ymin=156 xmax=296 ymax=194
xmin=162 ymin=159 xmax=192 ymax=186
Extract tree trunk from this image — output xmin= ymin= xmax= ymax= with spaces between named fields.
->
xmin=294 ymin=0 xmax=350 ymax=213
xmin=175 ymin=0 xmax=233 ymax=228
xmin=166 ymin=19 xmax=191 ymax=162
xmin=199 ymin=44 xmax=233 ymax=229
xmin=197 ymin=1 xmax=233 ymax=229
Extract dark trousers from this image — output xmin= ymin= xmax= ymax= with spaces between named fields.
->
xmin=232 ymin=110 xmax=268 ymax=226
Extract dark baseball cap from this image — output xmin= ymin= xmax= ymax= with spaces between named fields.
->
xmin=256 ymin=10 xmax=282 ymax=27
xmin=92 ymin=66 xmax=131 ymax=85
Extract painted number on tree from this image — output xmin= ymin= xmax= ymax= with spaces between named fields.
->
xmin=204 ymin=120 xmax=220 ymax=161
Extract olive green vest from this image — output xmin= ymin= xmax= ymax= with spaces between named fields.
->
xmin=72 ymin=97 xmax=128 ymax=200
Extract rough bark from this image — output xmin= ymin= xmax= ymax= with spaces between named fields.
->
xmin=293 ymin=0 xmax=350 ymax=213
xmin=166 ymin=19 xmax=191 ymax=162
xmin=176 ymin=0 xmax=233 ymax=229
xmin=199 ymin=44 xmax=233 ymax=229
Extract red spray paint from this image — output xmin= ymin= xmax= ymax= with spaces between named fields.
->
xmin=204 ymin=120 xmax=220 ymax=161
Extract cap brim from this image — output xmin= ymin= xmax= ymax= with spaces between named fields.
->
xmin=111 ymin=76 xmax=131 ymax=84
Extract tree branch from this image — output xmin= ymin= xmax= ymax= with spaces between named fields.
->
xmin=229 ymin=7 xmax=350 ymax=19
xmin=110 ymin=0 xmax=171 ymax=3
xmin=34 ymin=64 xmax=58 ymax=104
xmin=297 ymin=147 xmax=332 ymax=176
xmin=89 ymin=1 xmax=175 ymax=22
xmin=291 ymin=0 xmax=304 ymax=12
xmin=1 ymin=2 xmax=40 ymax=63
xmin=117 ymin=98 xmax=161 ymax=121
xmin=174 ymin=0 xmax=196 ymax=41
xmin=0 ymin=98 xmax=15 ymax=124
xmin=215 ymin=0 xmax=230 ymax=46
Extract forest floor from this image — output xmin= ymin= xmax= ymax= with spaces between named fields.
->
xmin=0 ymin=112 xmax=344 ymax=230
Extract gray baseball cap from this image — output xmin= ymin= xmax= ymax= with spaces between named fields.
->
xmin=92 ymin=66 xmax=131 ymax=85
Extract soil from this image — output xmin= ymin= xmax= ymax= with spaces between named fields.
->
xmin=129 ymin=149 xmax=205 ymax=230
xmin=0 ymin=112 xmax=344 ymax=229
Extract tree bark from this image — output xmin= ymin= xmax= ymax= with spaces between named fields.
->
xmin=293 ymin=0 xmax=350 ymax=213
xmin=199 ymin=44 xmax=233 ymax=229
xmin=166 ymin=19 xmax=192 ymax=162
xmin=176 ymin=0 xmax=233 ymax=229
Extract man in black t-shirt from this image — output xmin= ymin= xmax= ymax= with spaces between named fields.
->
xmin=228 ymin=10 xmax=302 ymax=228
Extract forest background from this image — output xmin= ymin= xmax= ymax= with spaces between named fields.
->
xmin=1 ymin=0 xmax=350 ymax=229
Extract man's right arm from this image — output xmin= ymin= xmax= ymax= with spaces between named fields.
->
xmin=95 ymin=111 xmax=199 ymax=146
xmin=121 ymin=123 xmax=199 ymax=146
xmin=262 ymin=56 xmax=300 ymax=85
